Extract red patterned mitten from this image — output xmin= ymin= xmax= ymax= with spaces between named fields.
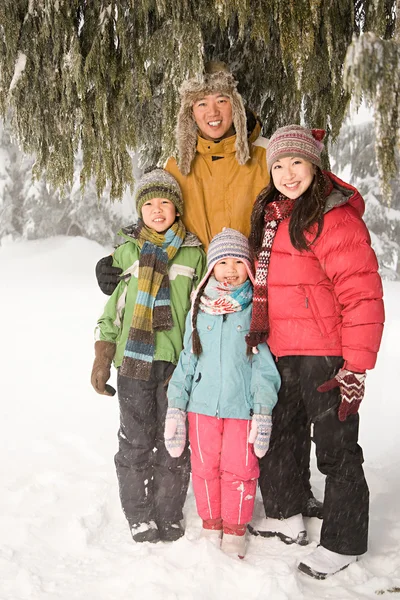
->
xmin=317 ymin=368 xmax=366 ymax=422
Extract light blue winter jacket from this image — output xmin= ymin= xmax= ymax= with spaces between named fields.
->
xmin=167 ymin=305 xmax=281 ymax=419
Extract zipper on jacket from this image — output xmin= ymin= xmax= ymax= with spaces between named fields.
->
xmin=216 ymin=315 xmax=224 ymax=417
xmin=301 ymin=285 xmax=328 ymax=338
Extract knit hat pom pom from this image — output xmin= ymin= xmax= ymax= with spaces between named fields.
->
xmin=311 ymin=129 xmax=326 ymax=142
xmin=311 ymin=129 xmax=325 ymax=152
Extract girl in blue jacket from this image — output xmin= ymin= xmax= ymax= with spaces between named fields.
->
xmin=164 ymin=228 xmax=280 ymax=558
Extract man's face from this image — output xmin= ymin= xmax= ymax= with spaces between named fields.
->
xmin=192 ymin=93 xmax=234 ymax=141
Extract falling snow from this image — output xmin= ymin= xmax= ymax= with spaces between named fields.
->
xmin=1 ymin=236 xmax=400 ymax=600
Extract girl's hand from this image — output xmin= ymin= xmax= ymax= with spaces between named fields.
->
xmin=164 ymin=407 xmax=187 ymax=457
xmin=248 ymin=414 xmax=272 ymax=458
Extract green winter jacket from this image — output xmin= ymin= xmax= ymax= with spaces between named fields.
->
xmin=96 ymin=229 xmax=206 ymax=367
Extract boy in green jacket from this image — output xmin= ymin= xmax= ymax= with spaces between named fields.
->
xmin=91 ymin=169 xmax=206 ymax=543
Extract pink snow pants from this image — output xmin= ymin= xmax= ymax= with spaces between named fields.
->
xmin=188 ymin=413 xmax=259 ymax=525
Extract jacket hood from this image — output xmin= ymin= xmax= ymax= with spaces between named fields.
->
xmin=176 ymin=70 xmax=251 ymax=176
xmin=324 ymin=171 xmax=365 ymax=217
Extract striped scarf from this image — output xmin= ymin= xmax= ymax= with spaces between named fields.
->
xmin=119 ymin=219 xmax=186 ymax=380
xmin=246 ymin=196 xmax=295 ymax=347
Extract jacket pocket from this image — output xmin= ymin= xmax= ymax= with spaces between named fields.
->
xmin=301 ymin=285 xmax=328 ymax=338
xmin=197 ymin=317 xmax=216 ymax=334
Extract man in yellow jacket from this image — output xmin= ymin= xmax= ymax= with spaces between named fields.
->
xmin=165 ymin=63 xmax=269 ymax=249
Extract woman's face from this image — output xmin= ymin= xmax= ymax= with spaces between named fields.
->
xmin=271 ymin=156 xmax=316 ymax=199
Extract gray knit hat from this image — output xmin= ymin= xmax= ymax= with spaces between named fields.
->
xmin=135 ymin=168 xmax=184 ymax=217
xmin=266 ymin=124 xmax=325 ymax=171
xmin=207 ymin=228 xmax=252 ymax=272
xmin=194 ymin=228 xmax=255 ymax=294
xmin=176 ymin=62 xmax=250 ymax=176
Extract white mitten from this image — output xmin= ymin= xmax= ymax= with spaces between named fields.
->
xmin=248 ymin=414 xmax=272 ymax=458
xmin=164 ymin=407 xmax=187 ymax=457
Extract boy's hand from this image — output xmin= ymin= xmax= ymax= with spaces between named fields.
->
xmin=248 ymin=414 xmax=272 ymax=458
xmin=164 ymin=408 xmax=186 ymax=457
xmin=95 ymin=255 xmax=122 ymax=296
xmin=317 ymin=368 xmax=366 ymax=421
xmin=91 ymin=341 xmax=116 ymax=396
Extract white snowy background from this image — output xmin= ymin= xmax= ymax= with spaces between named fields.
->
xmin=0 ymin=235 xmax=400 ymax=600
xmin=1 ymin=101 xmax=400 ymax=599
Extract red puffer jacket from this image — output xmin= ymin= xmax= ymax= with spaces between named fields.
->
xmin=267 ymin=172 xmax=384 ymax=372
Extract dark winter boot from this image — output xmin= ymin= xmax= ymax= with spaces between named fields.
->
xmin=157 ymin=521 xmax=185 ymax=542
xmin=130 ymin=521 xmax=160 ymax=543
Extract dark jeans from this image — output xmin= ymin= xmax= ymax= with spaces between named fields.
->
xmin=258 ymin=355 xmax=369 ymax=555
xmin=115 ymin=361 xmax=190 ymax=526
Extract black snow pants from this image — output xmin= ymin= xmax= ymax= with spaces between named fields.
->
xmin=258 ymin=355 xmax=369 ymax=555
xmin=115 ymin=361 xmax=190 ymax=527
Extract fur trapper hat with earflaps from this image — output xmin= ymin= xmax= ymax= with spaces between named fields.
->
xmin=176 ymin=62 xmax=250 ymax=176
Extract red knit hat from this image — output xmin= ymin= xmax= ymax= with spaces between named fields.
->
xmin=266 ymin=125 xmax=325 ymax=171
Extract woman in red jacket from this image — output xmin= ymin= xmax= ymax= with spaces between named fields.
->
xmin=247 ymin=124 xmax=384 ymax=579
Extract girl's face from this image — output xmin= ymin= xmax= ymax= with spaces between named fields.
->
xmin=213 ymin=258 xmax=248 ymax=286
xmin=271 ymin=156 xmax=316 ymax=199
xmin=141 ymin=197 xmax=177 ymax=233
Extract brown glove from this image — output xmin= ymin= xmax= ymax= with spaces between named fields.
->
xmin=91 ymin=341 xmax=117 ymax=396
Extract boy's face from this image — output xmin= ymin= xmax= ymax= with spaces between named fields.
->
xmin=141 ymin=197 xmax=177 ymax=233
xmin=213 ymin=258 xmax=248 ymax=286
xmin=192 ymin=93 xmax=235 ymax=141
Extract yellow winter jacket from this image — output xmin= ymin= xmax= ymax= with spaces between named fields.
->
xmin=165 ymin=123 xmax=269 ymax=249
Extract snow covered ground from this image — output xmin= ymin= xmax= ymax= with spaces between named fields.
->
xmin=1 ymin=236 xmax=400 ymax=600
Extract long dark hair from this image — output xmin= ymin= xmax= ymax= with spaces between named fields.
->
xmin=249 ymin=168 xmax=328 ymax=255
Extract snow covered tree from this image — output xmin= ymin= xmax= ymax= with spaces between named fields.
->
xmin=0 ymin=1 xmax=398 ymax=200
xmin=331 ymin=120 xmax=400 ymax=279
xmin=0 ymin=120 xmax=128 ymax=245
xmin=0 ymin=120 xmax=32 ymax=240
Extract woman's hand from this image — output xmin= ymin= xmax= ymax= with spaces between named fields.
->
xmin=318 ymin=368 xmax=366 ymax=421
